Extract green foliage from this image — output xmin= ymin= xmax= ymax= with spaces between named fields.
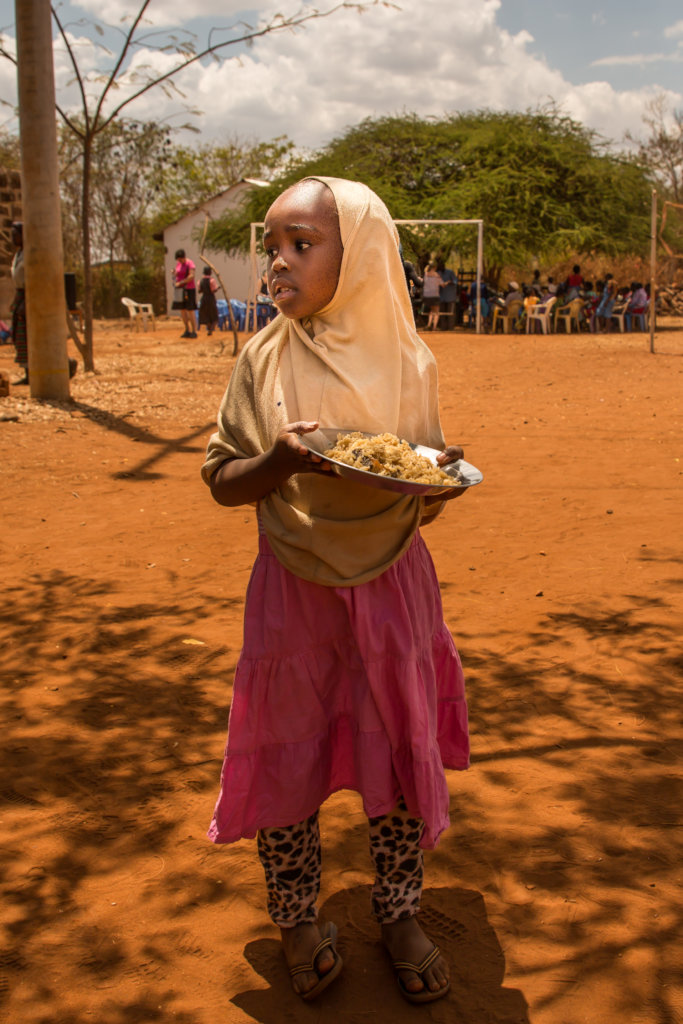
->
xmin=204 ymin=108 xmax=655 ymax=280
xmin=151 ymin=135 xmax=294 ymax=229
xmin=0 ymin=128 xmax=20 ymax=169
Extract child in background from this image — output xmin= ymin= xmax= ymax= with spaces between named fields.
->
xmin=198 ymin=266 xmax=219 ymax=336
xmin=421 ymin=262 xmax=443 ymax=330
xmin=202 ymin=177 xmax=471 ymax=1005
xmin=626 ymin=281 xmax=649 ymax=331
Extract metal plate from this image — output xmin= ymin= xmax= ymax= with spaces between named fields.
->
xmin=300 ymin=428 xmax=483 ymax=496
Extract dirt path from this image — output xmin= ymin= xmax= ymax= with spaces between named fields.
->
xmin=1 ymin=319 xmax=681 ymax=1024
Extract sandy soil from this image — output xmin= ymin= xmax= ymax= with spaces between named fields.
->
xmin=0 ymin=318 xmax=681 ymax=1024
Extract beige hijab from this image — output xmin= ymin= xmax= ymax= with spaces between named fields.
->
xmin=202 ymin=176 xmax=445 ymax=586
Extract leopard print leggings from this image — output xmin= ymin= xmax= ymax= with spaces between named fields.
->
xmin=257 ymin=799 xmax=424 ymax=926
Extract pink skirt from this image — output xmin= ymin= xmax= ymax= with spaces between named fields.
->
xmin=208 ymin=531 xmax=469 ymax=850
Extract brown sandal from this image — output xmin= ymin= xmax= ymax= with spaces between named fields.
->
xmin=288 ymin=921 xmax=343 ymax=1001
xmin=392 ymin=944 xmax=450 ymax=1004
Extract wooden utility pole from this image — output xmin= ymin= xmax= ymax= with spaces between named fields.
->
xmin=15 ymin=0 xmax=70 ymax=399
xmin=649 ymin=189 xmax=657 ymax=355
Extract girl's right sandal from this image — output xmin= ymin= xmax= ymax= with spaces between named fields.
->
xmin=288 ymin=921 xmax=343 ymax=1002
xmin=392 ymin=944 xmax=451 ymax=1004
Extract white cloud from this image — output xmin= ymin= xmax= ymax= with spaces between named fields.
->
xmin=2 ymin=0 xmax=682 ymax=152
xmin=73 ymin=0 xmax=261 ymax=27
xmin=664 ymin=19 xmax=683 ymax=39
xmin=89 ymin=0 xmax=678 ymax=149
xmin=592 ymin=51 xmax=683 ymax=67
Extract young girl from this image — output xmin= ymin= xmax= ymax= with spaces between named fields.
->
xmin=421 ymin=262 xmax=442 ymax=330
xmin=198 ymin=266 xmax=219 ymax=335
xmin=202 ymin=177 xmax=470 ymax=1005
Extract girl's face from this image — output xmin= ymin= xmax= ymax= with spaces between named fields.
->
xmin=264 ymin=182 xmax=343 ymax=319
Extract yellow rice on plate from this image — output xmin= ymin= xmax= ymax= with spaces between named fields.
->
xmin=324 ymin=432 xmax=457 ymax=486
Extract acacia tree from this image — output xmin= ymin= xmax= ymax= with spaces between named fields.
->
xmin=1 ymin=0 xmax=382 ymax=370
xmin=206 ymin=107 xmax=655 ymax=285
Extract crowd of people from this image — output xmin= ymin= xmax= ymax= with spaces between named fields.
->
xmin=483 ymin=265 xmax=651 ymax=333
xmin=401 ymin=257 xmax=652 ymax=334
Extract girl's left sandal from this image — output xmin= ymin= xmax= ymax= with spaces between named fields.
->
xmin=392 ymin=944 xmax=451 ymax=1004
xmin=288 ymin=921 xmax=343 ymax=1001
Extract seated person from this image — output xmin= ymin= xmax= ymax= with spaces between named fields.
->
xmin=625 ymin=281 xmax=648 ymax=330
xmin=504 ymin=281 xmax=523 ymax=308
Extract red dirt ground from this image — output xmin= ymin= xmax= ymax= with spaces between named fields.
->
xmin=0 ymin=319 xmax=681 ymax=1024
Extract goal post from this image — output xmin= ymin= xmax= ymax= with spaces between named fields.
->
xmin=249 ymin=218 xmax=485 ymax=333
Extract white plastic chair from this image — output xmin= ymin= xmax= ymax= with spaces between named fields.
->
xmin=491 ymin=299 xmax=523 ymax=333
xmin=610 ymin=303 xmax=628 ymax=333
xmin=121 ymin=297 xmax=155 ymax=331
xmin=526 ymin=296 xmax=556 ymax=334
xmin=555 ymin=297 xmax=584 ymax=334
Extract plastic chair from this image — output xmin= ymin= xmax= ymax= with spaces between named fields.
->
xmin=625 ymin=302 xmax=649 ymax=332
xmin=491 ymin=299 xmax=523 ymax=333
xmin=245 ymin=299 xmax=277 ymax=331
xmin=526 ymin=296 xmax=556 ymax=334
xmin=610 ymin=303 xmax=628 ymax=333
xmin=555 ymin=297 xmax=584 ymax=334
xmin=121 ymin=297 xmax=155 ymax=331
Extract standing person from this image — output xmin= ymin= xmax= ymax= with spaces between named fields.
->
xmin=436 ymin=259 xmax=458 ymax=330
xmin=202 ymin=177 xmax=471 ymax=1005
xmin=198 ymin=266 xmax=219 ymax=335
xmin=400 ymin=248 xmax=423 ymax=323
xmin=10 ymin=221 xmax=28 ymax=384
xmin=595 ymin=274 xmax=617 ymax=332
xmin=174 ymin=249 xmax=197 ymax=338
xmin=421 ymin=262 xmax=442 ymax=330
xmin=565 ymin=264 xmax=583 ymax=299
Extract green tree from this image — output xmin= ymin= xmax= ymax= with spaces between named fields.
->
xmin=59 ymin=118 xmax=174 ymax=315
xmin=0 ymin=127 xmax=20 ymax=169
xmin=206 ymin=108 xmax=654 ymax=285
xmin=153 ymin=135 xmax=294 ymax=229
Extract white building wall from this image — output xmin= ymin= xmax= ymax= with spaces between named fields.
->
xmin=162 ymin=180 xmax=267 ymax=315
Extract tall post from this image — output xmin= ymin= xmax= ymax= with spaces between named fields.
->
xmin=649 ymin=189 xmax=657 ymax=355
xmin=476 ymin=220 xmax=484 ymax=335
xmin=15 ymin=0 xmax=70 ymax=399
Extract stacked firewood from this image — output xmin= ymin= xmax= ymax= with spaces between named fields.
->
xmin=657 ymin=284 xmax=683 ymax=316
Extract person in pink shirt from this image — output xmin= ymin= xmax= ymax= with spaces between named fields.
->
xmin=173 ymin=248 xmax=197 ymax=338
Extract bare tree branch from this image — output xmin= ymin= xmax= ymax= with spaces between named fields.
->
xmin=51 ymin=7 xmax=90 ymax=136
xmin=90 ymin=0 xmax=153 ymax=130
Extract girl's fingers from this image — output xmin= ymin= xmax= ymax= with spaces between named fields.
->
xmin=283 ymin=420 xmax=319 ymax=436
xmin=437 ymin=445 xmax=464 ymax=465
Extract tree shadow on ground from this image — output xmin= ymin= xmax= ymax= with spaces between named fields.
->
xmin=30 ymin=397 xmax=213 ymax=480
xmin=0 ymin=567 xmax=680 ymax=1022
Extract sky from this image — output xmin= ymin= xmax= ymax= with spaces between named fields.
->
xmin=1 ymin=0 xmax=682 ymax=152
